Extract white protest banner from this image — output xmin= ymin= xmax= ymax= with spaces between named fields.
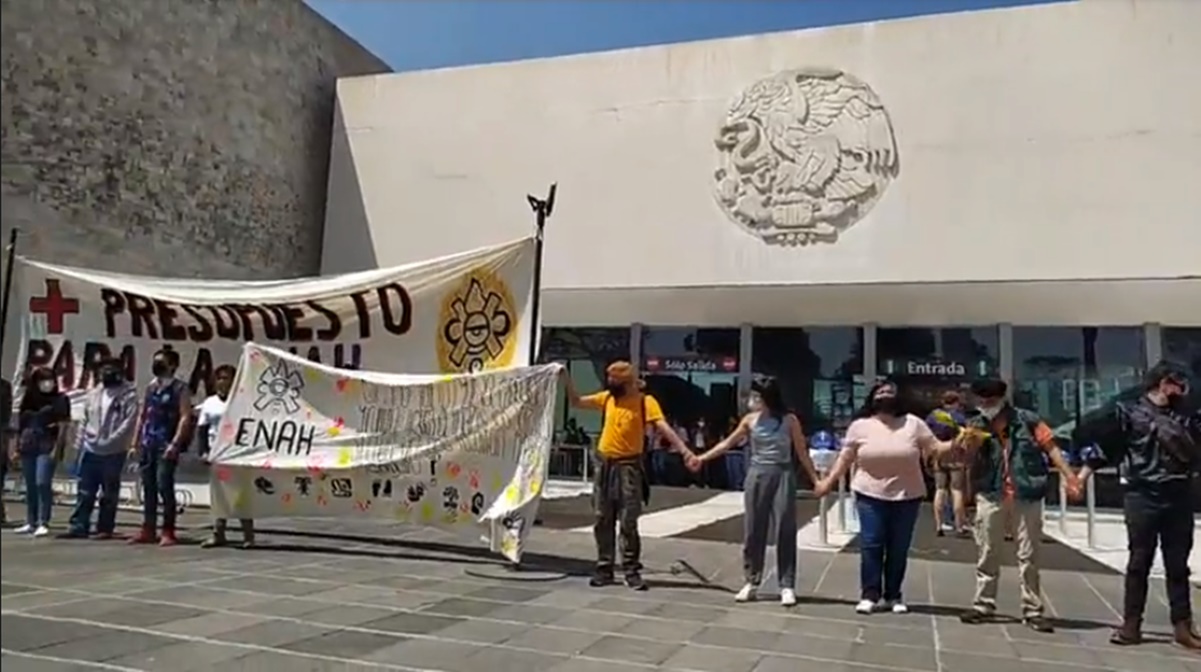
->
xmin=208 ymin=343 xmax=559 ymax=563
xmin=7 ymin=238 xmax=535 ymax=416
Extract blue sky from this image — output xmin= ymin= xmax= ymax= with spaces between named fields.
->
xmin=307 ymin=0 xmax=1065 ymax=72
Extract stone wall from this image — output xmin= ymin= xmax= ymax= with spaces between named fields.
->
xmin=0 ymin=0 xmax=390 ymax=280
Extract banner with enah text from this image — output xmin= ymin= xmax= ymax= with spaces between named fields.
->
xmin=209 ymin=344 xmax=559 ymax=563
xmin=9 ymin=238 xmax=535 ymax=417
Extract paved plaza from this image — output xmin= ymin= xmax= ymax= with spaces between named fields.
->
xmin=1 ymin=500 xmax=1199 ymax=672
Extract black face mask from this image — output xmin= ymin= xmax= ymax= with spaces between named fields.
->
xmin=872 ymin=396 xmax=901 ymax=416
xmin=100 ymin=369 xmax=123 ymax=388
xmin=151 ymin=360 xmax=170 ymax=377
xmin=606 ymin=382 xmax=627 ymax=397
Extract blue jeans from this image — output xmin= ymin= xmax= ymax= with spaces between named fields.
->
xmin=20 ymin=453 xmax=57 ymax=526
xmin=68 ymin=452 xmax=127 ymax=535
xmin=856 ymin=493 xmax=922 ymax=602
xmin=139 ymin=450 xmax=178 ymax=533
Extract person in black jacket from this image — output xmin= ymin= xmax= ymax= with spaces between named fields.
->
xmin=1075 ymin=361 xmax=1200 ymax=651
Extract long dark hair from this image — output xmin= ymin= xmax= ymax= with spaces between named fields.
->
xmin=856 ymin=379 xmax=905 ymax=419
xmin=751 ymin=376 xmax=788 ymax=419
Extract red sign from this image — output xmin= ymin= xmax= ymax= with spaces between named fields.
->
xmin=644 ymin=356 xmax=737 ymax=374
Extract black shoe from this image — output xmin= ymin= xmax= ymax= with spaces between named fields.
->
xmin=589 ymin=571 xmax=615 ymax=588
xmin=959 ymin=610 xmax=992 ymax=625
xmin=1024 ymin=616 xmax=1054 ymax=633
xmin=936 ymin=529 xmax=945 ymax=537
xmin=624 ymin=573 xmax=648 ymax=591
xmin=55 ymin=529 xmax=89 ymax=540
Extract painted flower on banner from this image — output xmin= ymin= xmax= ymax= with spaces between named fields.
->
xmin=335 ymin=377 xmax=356 ymax=394
xmin=446 ymin=462 xmax=462 ymax=479
xmin=468 ymin=470 xmax=480 ymax=490
xmin=336 ymin=447 xmax=353 ymax=467
xmin=253 ymin=359 xmax=305 ymax=414
xmin=327 ymin=417 xmax=345 ymax=437
xmin=215 ymin=466 xmax=233 ymax=483
xmin=420 ymin=501 xmax=435 ymax=522
xmin=281 ymin=492 xmax=294 ymax=507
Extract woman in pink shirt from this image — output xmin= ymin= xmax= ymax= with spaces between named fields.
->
xmin=815 ymin=381 xmax=974 ymax=615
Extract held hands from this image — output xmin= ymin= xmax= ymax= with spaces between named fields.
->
xmin=1064 ymin=473 xmax=1085 ymax=502
xmin=684 ymin=452 xmax=703 ymax=472
xmin=813 ymin=478 xmax=834 ymax=498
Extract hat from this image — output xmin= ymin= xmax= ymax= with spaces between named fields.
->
xmin=606 ymin=361 xmax=644 ymax=388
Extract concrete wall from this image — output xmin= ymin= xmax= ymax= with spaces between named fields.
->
xmin=1 ymin=0 xmax=390 ymax=280
xmin=321 ymin=0 xmax=1201 ymax=326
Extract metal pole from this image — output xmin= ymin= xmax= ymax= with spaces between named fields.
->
xmin=818 ymin=469 xmax=829 ymax=546
xmin=1085 ymin=471 xmax=1096 ymax=549
xmin=0 ymin=228 xmax=20 ymax=370
xmin=525 ymin=184 xmax=556 ymax=366
xmin=1058 ymin=474 xmax=1068 ymax=536
xmin=836 ymin=473 xmax=847 ymax=533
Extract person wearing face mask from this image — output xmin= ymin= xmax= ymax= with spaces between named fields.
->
xmin=814 ymin=381 xmax=977 ymax=615
xmin=1073 ymin=361 xmax=1200 ymax=651
xmin=563 ymin=361 xmax=697 ymax=590
xmin=128 ymin=347 xmax=193 ymax=546
xmin=695 ymin=377 xmax=819 ymax=607
xmin=958 ymin=378 xmax=1081 ymax=633
xmin=14 ymin=367 xmax=71 ymax=537
xmin=61 ymin=358 xmax=139 ymax=539
xmin=198 ymin=365 xmax=256 ymax=549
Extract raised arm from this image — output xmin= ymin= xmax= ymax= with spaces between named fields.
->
xmin=561 ymin=373 xmax=604 ymax=410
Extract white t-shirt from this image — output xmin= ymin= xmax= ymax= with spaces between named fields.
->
xmin=196 ymin=395 xmax=228 ymax=447
xmin=99 ymin=387 xmax=118 ymax=420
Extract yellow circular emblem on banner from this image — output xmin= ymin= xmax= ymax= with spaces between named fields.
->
xmin=436 ymin=268 xmax=519 ymax=374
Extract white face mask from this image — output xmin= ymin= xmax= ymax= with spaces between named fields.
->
xmin=37 ymin=380 xmax=55 ymax=394
xmin=747 ymin=395 xmax=764 ymax=412
xmin=979 ymin=404 xmax=1002 ymax=419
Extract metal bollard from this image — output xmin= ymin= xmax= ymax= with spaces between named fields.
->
xmin=1085 ymin=471 xmax=1096 ymax=549
xmin=836 ymin=474 xmax=847 ymax=533
xmin=818 ymin=470 xmax=829 ymax=546
xmin=1058 ymin=476 xmax=1068 ymax=536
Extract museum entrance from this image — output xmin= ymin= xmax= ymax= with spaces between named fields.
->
xmin=642 ymin=354 xmax=740 ymax=489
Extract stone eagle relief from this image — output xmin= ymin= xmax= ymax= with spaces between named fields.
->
xmin=713 ymin=68 xmax=899 ymax=246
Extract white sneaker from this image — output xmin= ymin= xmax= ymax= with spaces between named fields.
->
xmin=13 ymin=524 xmax=33 ymax=534
xmin=885 ymin=600 xmax=909 ymax=614
xmin=32 ymin=525 xmax=50 ymax=538
xmin=780 ymin=589 xmax=797 ymax=607
xmin=855 ymin=599 xmax=876 ymax=614
xmin=734 ymin=583 xmax=757 ymax=603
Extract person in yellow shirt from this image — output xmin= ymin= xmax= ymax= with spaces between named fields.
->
xmin=564 ymin=361 xmax=696 ymax=590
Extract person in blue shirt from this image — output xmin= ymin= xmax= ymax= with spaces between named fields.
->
xmin=61 ymin=358 xmax=139 ymax=539
xmin=128 ymin=348 xmax=193 ymax=546
xmin=14 ymin=367 xmax=71 ymax=537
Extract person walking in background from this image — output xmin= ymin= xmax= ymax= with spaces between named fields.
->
xmin=128 ymin=348 xmax=192 ymax=547
xmin=14 ymin=367 xmax=71 ymax=537
xmin=958 ymin=378 xmax=1081 ymax=634
xmin=563 ymin=361 xmax=697 ymax=591
xmin=926 ymin=390 xmax=970 ymax=537
xmin=1 ymin=377 xmax=12 ymax=526
xmin=695 ymin=376 xmax=819 ymax=607
xmin=60 ymin=358 xmax=138 ymax=540
xmin=199 ymin=365 xmax=256 ymax=549
xmin=815 ymin=380 xmax=976 ymax=615
xmin=1074 ymin=361 xmax=1200 ymax=651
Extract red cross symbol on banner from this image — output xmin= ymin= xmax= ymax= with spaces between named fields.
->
xmin=28 ymin=279 xmax=80 ymax=335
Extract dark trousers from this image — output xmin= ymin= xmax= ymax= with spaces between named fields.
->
xmin=1124 ymin=487 xmax=1194 ymax=625
xmin=139 ymin=450 xmax=178 ymax=532
xmin=68 ymin=452 xmax=127 ymax=535
xmin=593 ymin=459 xmax=645 ymax=576
xmin=743 ymin=464 xmax=799 ymax=589
xmin=213 ymin=517 xmax=255 ymax=540
xmin=20 ymin=453 xmax=56 ymax=526
xmin=856 ymin=493 xmax=922 ymax=602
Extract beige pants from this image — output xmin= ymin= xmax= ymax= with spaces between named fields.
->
xmin=973 ymin=495 xmax=1044 ymax=618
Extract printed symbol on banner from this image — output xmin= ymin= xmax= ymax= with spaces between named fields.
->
xmin=502 ymin=513 xmax=525 ymax=533
xmin=28 ymin=279 xmax=80 ymax=335
xmin=436 ymin=270 xmax=518 ymax=374
xmin=215 ymin=466 xmax=233 ymax=483
xmin=330 ymin=478 xmax=353 ymax=498
xmin=253 ymin=477 xmax=275 ymax=495
xmin=446 ymin=463 xmax=462 ymax=479
xmin=253 ymin=359 xmax=304 ymax=414
xmin=294 ymin=476 xmax=313 ymax=497
xmin=371 ymin=479 xmax=394 ymax=499
xmin=442 ymin=486 xmax=460 ymax=511
xmin=470 ymin=492 xmax=485 ymax=516
xmin=336 ymin=447 xmax=353 ymax=467
xmin=406 ymin=483 xmax=425 ymax=503
xmin=468 ymin=470 xmax=480 ymax=490
xmin=327 ymin=417 xmax=345 ymax=437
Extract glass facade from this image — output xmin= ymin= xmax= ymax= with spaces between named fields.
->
xmin=639 ymin=327 xmax=741 ymax=443
xmin=877 ymin=327 xmax=1000 ymax=417
xmin=751 ymin=327 xmax=864 ymax=433
xmin=1163 ymin=327 xmax=1201 ymax=407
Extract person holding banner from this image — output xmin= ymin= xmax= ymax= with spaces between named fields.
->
xmin=197 ymin=365 xmax=255 ymax=549
xmin=128 ymin=348 xmax=193 ymax=547
xmin=563 ymin=361 xmax=697 ymax=591
xmin=1073 ymin=361 xmax=1200 ymax=651
xmin=13 ymin=367 xmax=71 ymax=537
xmin=693 ymin=376 xmax=820 ymax=608
xmin=60 ymin=358 xmax=139 ymax=540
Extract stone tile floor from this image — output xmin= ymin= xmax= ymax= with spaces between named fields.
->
xmin=1 ymin=507 xmax=1198 ymax=671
